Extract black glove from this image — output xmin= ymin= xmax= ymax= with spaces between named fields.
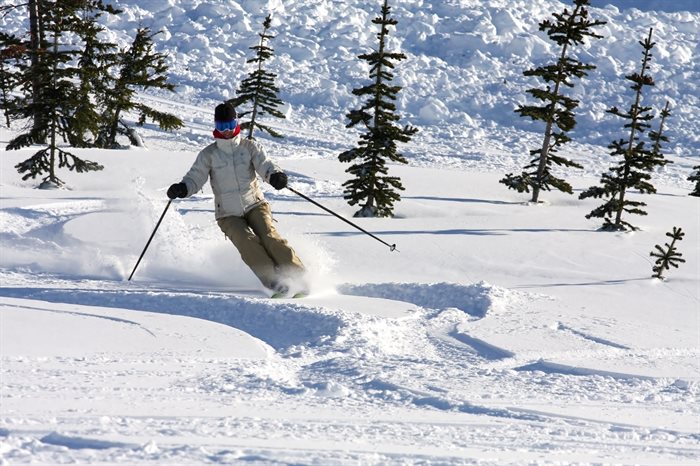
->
xmin=269 ymin=172 xmax=288 ymax=190
xmin=167 ymin=182 xmax=188 ymax=199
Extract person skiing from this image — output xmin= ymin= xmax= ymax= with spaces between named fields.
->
xmin=167 ymin=102 xmax=307 ymax=297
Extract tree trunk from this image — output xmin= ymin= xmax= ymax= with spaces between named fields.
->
xmin=47 ymin=16 xmax=59 ymax=186
xmin=652 ymin=101 xmax=670 ymax=155
xmin=28 ymin=0 xmax=46 ymax=143
xmin=0 ymin=61 xmax=10 ymax=128
xmin=614 ymin=28 xmax=653 ymax=228
xmin=105 ymin=108 xmax=121 ymax=148
xmin=246 ymin=22 xmax=270 ymax=140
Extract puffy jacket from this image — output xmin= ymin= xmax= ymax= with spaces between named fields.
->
xmin=181 ymin=135 xmax=280 ymax=219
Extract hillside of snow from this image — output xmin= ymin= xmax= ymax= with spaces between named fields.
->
xmin=3 ymin=0 xmax=697 ymax=165
xmin=1 ymin=0 xmax=699 ymax=464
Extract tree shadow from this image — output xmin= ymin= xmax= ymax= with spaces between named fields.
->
xmin=404 ymin=195 xmax=522 ymax=206
xmin=314 ymin=227 xmax=595 ymax=237
xmin=513 ymin=277 xmax=650 ymax=289
xmin=273 ymin=211 xmax=329 ymax=217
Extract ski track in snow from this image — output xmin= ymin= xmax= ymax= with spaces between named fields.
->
xmin=1 ymin=191 xmax=699 ymax=463
xmin=2 ymin=165 xmax=699 ymax=464
xmin=2 ymin=281 xmax=699 ymax=464
xmin=2 ymin=276 xmax=697 ymax=404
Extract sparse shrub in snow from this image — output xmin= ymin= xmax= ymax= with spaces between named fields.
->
xmin=580 ymin=28 xmax=671 ymax=231
xmin=500 ymin=0 xmax=606 ymax=203
xmin=228 ymin=14 xmax=286 ymax=140
xmin=339 ymin=0 xmax=417 ymax=218
xmin=650 ymin=226 xmax=686 ymax=279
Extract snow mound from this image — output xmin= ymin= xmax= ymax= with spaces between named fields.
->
xmin=0 ymin=288 xmax=345 ymax=351
xmin=338 ymin=281 xmax=507 ymax=318
xmin=0 ymin=296 xmax=270 ymax=360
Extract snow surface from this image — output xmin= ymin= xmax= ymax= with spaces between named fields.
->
xmin=1 ymin=0 xmax=699 ymax=464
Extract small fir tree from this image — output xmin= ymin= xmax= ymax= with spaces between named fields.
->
xmin=688 ymin=166 xmax=700 ymax=197
xmin=501 ymin=0 xmax=605 ymax=203
xmin=339 ymin=0 xmax=417 ymax=218
xmin=97 ymin=27 xmax=182 ymax=148
xmin=8 ymin=1 xmax=104 ymax=188
xmin=650 ymin=227 xmax=686 ymax=279
xmin=229 ymin=14 xmax=285 ymax=140
xmin=579 ymin=28 xmax=670 ymax=231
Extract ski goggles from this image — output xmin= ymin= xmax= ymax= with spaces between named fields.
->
xmin=215 ymin=119 xmax=238 ymax=132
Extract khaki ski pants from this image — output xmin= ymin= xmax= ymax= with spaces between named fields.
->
xmin=217 ymin=203 xmax=305 ymax=289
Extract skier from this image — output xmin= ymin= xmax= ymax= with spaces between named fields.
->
xmin=167 ymin=102 xmax=307 ymax=297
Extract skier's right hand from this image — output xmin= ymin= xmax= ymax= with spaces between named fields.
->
xmin=167 ymin=182 xmax=187 ymax=199
xmin=269 ymin=172 xmax=288 ymax=190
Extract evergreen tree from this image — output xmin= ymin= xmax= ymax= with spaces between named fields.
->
xmin=8 ymin=1 xmax=104 ymax=188
xmin=579 ymin=28 xmax=669 ymax=231
xmin=650 ymin=227 xmax=685 ymax=279
xmin=229 ymin=14 xmax=285 ymax=140
xmin=688 ymin=166 xmax=700 ymax=197
xmin=501 ymin=0 xmax=605 ymax=203
xmin=338 ymin=0 xmax=417 ymax=218
xmin=97 ymin=27 xmax=182 ymax=148
xmin=68 ymin=3 xmax=119 ymax=147
xmin=0 ymin=0 xmax=50 ymax=141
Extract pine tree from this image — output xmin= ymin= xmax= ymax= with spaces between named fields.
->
xmin=229 ymin=14 xmax=285 ymax=140
xmin=579 ymin=28 xmax=669 ymax=231
xmin=68 ymin=3 xmax=119 ymax=147
xmin=8 ymin=1 xmax=104 ymax=188
xmin=500 ymin=0 xmax=605 ymax=203
xmin=688 ymin=166 xmax=700 ymax=197
xmin=339 ymin=0 xmax=417 ymax=218
xmin=650 ymin=227 xmax=686 ymax=279
xmin=97 ymin=27 xmax=182 ymax=148
xmin=0 ymin=0 xmax=50 ymax=141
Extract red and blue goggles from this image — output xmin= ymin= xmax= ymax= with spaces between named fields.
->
xmin=215 ymin=119 xmax=238 ymax=132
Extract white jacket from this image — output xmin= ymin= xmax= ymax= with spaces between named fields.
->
xmin=181 ymin=135 xmax=280 ymax=219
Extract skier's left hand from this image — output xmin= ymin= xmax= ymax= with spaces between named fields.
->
xmin=269 ymin=172 xmax=288 ymax=190
xmin=167 ymin=182 xmax=188 ymax=199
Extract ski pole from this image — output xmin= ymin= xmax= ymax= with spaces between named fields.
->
xmin=128 ymin=200 xmax=172 ymax=281
xmin=286 ymin=186 xmax=398 ymax=252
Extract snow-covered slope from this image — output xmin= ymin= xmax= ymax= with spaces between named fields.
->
xmin=1 ymin=0 xmax=699 ymax=464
